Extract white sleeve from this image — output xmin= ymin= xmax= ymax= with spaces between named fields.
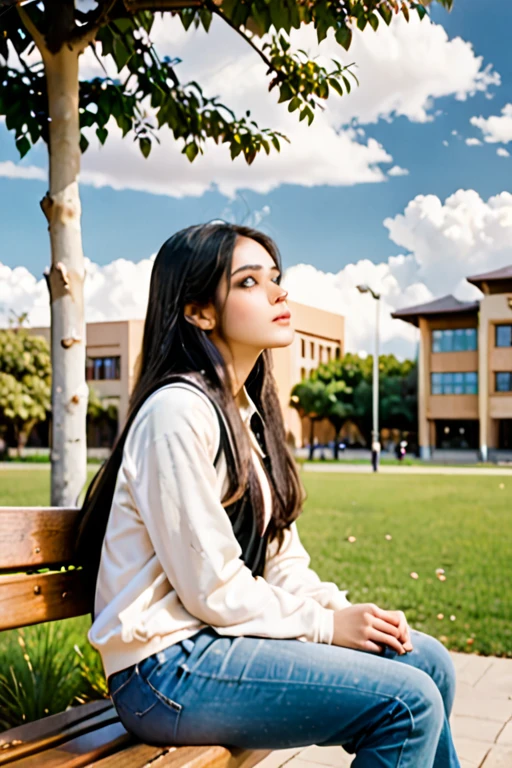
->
xmin=126 ymin=386 xmax=336 ymax=645
xmin=264 ymin=521 xmax=352 ymax=612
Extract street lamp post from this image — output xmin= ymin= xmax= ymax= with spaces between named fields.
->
xmin=357 ymin=284 xmax=381 ymax=472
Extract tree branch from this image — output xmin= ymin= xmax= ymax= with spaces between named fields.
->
xmin=17 ymin=4 xmax=48 ymax=57
xmin=70 ymin=0 xmax=118 ymax=48
xmin=205 ymin=1 xmax=279 ymax=78
xmin=123 ymin=0 xmax=202 ymax=9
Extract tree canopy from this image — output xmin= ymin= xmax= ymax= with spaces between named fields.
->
xmin=0 ymin=0 xmax=453 ymax=164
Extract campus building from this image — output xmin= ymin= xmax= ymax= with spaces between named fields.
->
xmin=30 ymin=299 xmax=344 ymax=450
xmin=392 ymin=264 xmax=512 ymax=461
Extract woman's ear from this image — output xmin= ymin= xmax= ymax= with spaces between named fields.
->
xmin=183 ymin=302 xmax=216 ymax=332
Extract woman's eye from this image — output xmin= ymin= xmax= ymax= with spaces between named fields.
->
xmin=240 ymin=275 xmax=281 ymax=288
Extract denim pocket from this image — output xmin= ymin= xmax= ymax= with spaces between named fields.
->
xmin=111 ymin=663 xmax=183 ymax=745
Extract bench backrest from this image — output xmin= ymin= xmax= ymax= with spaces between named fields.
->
xmin=0 ymin=507 xmax=92 ymax=631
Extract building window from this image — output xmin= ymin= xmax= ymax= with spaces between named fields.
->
xmin=319 ymin=344 xmax=323 ymax=362
xmin=86 ymin=356 xmax=121 ymax=381
xmin=431 ymin=371 xmax=478 ymax=395
xmin=301 ymin=338 xmax=305 ymax=358
xmin=300 ymin=367 xmax=306 ymax=380
xmin=335 ymin=346 xmax=341 ymax=359
xmin=432 ymin=328 xmax=477 ymax=353
xmin=496 ymin=372 xmax=512 ymax=392
xmin=310 ymin=341 xmax=315 ymax=359
xmin=496 ymin=325 xmax=512 ymax=348
xmin=327 ymin=347 xmax=332 ymax=361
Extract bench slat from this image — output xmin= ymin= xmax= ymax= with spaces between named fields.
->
xmin=0 ymin=508 xmax=79 ymax=570
xmin=5 ymin=721 xmax=130 ymax=768
xmin=0 ymin=701 xmax=112 ymax=757
xmin=0 ymin=570 xmax=92 ymax=631
xmin=0 ymin=703 xmax=120 ymax=766
xmin=89 ymin=745 xmax=268 ymax=768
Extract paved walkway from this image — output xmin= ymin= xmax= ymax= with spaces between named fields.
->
xmin=257 ymin=651 xmax=512 ymax=768
xmin=302 ymin=463 xmax=512 ymax=476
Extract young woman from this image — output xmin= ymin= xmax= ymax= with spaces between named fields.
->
xmin=77 ymin=222 xmax=460 ymax=768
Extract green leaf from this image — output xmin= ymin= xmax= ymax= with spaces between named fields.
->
xmin=288 ymin=96 xmax=301 ymax=113
xmin=356 ymin=15 xmax=367 ymax=31
xmin=378 ymin=4 xmax=393 ymax=24
xmin=329 ymin=78 xmax=344 ymax=97
xmin=271 ymin=135 xmax=281 ymax=152
xmin=15 ymin=135 xmax=30 ymax=159
xmin=335 ymin=26 xmax=352 ymax=51
xmin=80 ymin=134 xmax=89 ymax=154
xmin=184 ymin=142 xmax=199 ymax=162
xmin=199 ymin=10 xmax=212 ymax=32
xmin=139 ymin=137 xmax=151 ymax=159
xmin=230 ymin=142 xmax=244 ymax=160
xmin=112 ymin=18 xmax=133 ymax=35
xmin=96 ymin=126 xmax=108 ymax=145
xmin=112 ymin=37 xmax=132 ymax=71
xmin=369 ymin=13 xmax=379 ymax=32
xmin=415 ymin=4 xmax=428 ymax=21
xmin=342 ymin=75 xmax=352 ymax=94
xmin=277 ymin=82 xmax=293 ymax=103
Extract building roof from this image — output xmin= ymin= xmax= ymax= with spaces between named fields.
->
xmin=391 ymin=295 xmax=479 ymax=327
xmin=466 ymin=264 xmax=512 ymax=289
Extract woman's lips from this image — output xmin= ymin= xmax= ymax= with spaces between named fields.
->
xmin=273 ymin=312 xmax=291 ymax=322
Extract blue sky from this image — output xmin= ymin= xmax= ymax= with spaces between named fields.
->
xmin=1 ymin=0 xmax=511 ymax=356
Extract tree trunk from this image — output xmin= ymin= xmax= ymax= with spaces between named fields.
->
xmin=43 ymin=46 xmax=88 ymax=506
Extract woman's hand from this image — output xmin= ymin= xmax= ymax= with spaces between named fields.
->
xmin=332 ymin=603 xmax=414 ymax=655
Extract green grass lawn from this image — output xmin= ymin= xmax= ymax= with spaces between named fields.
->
xmin=299 ymin=471 xmax=511 ymax=657
xmin=1 ymin=467 xmax=510 ymax=658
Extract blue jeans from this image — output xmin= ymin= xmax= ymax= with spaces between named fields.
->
xmin=108 ymin=627 xmax=460 ymax=767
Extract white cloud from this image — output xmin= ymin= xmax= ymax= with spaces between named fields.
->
xmin=0 ymin=161 xmax=46 ymax=181
xmin=5 ymin=189 xmax=511 ymax=359
xmin=384 ymin=189 xmax=512 ymax=299
xmin=465 ymin=137 xmax=482 ymax=146
xmin=497 ymin=147 xmax=510 ymax=158
xmin=388 ymin=165 xmax=409 ymax=176
xmin=470 ymin=103 xmax=512 ymax=144
xmin=442 ymin=140 xmax=449 ymax=146
xmin=67 ymin=13 xmax=499 ymax=198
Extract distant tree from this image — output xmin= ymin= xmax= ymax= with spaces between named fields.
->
xmin=309 ymin=352 xmax=418 ymax=445
xmin=290 ymin=377 xmax=353 ymax=460
xmin=0 ymin=327 xmax=51 ymax=456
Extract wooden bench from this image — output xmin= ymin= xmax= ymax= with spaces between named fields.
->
xmin=0 ymin=506 xmax=271 ymax=768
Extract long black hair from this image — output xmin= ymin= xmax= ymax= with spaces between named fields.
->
xmin=75 ymin=222 xmax=306 ymax=600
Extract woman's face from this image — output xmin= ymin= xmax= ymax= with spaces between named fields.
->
xmin=214 ymin=235 xmax=294 ymax=353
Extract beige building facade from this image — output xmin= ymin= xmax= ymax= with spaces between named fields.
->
xmin=31 ymin=299 xmax=344 ymax=450
xmin=392 ymin=264 xmax=512 ymax=460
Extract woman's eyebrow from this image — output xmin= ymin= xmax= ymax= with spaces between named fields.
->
xmin=231 ymin=264 xmax=280 ymax=277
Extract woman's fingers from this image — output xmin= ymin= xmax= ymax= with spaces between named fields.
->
xmin=373 ymin=605 xmax=401 ymax=626
xmin=373 ymin=616 xmax=401 ymax=640
xmin=370 ymin=628 xmax=407 ymax=655
xmin=364 ymin=639 xmax=386 ymax=654
xmin=373 ymin=606 xmax=414 ymax=651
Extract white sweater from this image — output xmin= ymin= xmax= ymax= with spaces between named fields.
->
xmin=88 ymin=380 xmax=351 ymax=678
